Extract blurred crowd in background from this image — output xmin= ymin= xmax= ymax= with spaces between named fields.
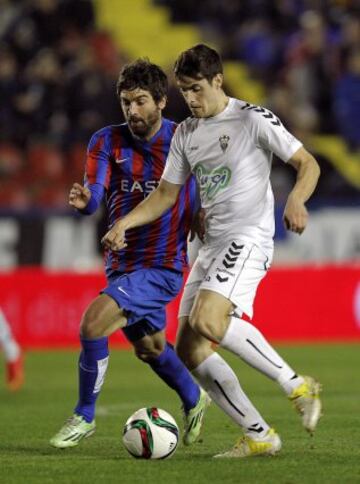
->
xmin=162 ymin=0 xmax=360 ymax=147
xmin=0 ymin=0 xmax=359 ymax=211
xmin=0 ymin=0 xmax=122 ymax=209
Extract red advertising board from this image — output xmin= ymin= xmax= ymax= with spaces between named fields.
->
xmin=0 ymin=266 xmax=359 ymax=348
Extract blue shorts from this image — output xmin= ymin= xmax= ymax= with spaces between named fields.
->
xmin=102 ymin=268 xmax=183 ymax=342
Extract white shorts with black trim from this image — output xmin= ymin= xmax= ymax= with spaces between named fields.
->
xmin=179 ymin=240 xmax=273 ymax=319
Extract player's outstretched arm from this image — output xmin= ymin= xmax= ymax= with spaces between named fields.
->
xmin=101 ymin=179 xmax=181 ymax=251
xmin=69 ymin=183 xmax=91 ymax=210
xmin=283 ymin=147 xmax=320 ymax=234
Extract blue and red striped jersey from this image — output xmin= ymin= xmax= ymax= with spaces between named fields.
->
xmin=84 ymin=118 xmax=197 ymax=276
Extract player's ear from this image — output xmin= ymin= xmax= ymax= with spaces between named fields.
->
xmin=158 ymin=96 xmax=167 ymax=110
xmin=213 ymin=73 xmax=223 ymax=90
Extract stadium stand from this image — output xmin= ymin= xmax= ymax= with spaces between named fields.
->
xmin=0 ymin=0 xmax=359 ymax=213
xmin=0 ymin=0 xmax=121 ymax=208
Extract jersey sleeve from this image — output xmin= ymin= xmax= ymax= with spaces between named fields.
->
xmin=161 ymin=123 xmax=191 ymax=185
xmin=84 ymin=129 xmax=112 ymax=189
xmin=78 ymin=183 xmax=105 ymax=215
xmin=246 ymin=106 xmax=303 ymax=162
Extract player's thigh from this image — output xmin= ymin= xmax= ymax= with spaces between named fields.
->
xmin=105 ymin=268 xmax=182 ymax=333
xmin=132 ymin=330 xmax=166 ymax=362
xmin=176 ymin=316 xmax=213 ymax=370
xmin=81 ymin=293 xmax=127 ymax=338
xmin=199 ymin=241 xmax=271 ymax=320
xmin=178 ymin=256 xmax=206 ymax=319
xmin=189 ymin=289 xmax=234 ymax=342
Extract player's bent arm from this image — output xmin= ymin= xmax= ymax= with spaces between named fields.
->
xmin=283 ymin=146 xmax=320 ymax=234
xmin=124 ymin=179 xmax=182 ymax=229
xmin=76 ymin=184 xmax=105 ymax=215
xmin=287 ymin=146 xmax=321 ymax=203
xmin=101 ymin=179 xmax=182 ymax=251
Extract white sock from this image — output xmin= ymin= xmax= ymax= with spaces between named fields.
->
xmin=0 ymin=309 xmax=20 ymax=362
xmin=220 ymin=317 xmax=303 ymax=395
xmin=192 ymin=352 xmax=270 ymax=438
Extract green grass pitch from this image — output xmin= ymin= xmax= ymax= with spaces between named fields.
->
xmin=1 ymin=344 xmax=360 ymax=484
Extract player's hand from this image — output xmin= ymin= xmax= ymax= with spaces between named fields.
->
xmin=101 ymin=221 xmax=127 ymax=251
xmin=69 ymin=183 xmax=91 ymax=210
xmin=190 ymin=208 xmax=205 ymax=242
xmin=283 ymin=193 xmax=308 ymax=234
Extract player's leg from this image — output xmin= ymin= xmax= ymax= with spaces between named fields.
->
xmin=123 ymin=302 xmax=209 ymax=445
xmin=219 ymin=316 xmax=322 ymax=433
xmin=75 ymin=293 xmax=126 ymax=419
xmin=177 ymin=257 xmax=280 ymax=456
xmin=129 ymin=327 xmax=210 ymax=445
xmin=192 ymin=290 xmax=301 ymax=389
xmin=0 ymin=308 xmax=23 ymax=391
xmin=177 ymin=310 xmax=281 ymax=457
xmin=50 ymin=293 xmax=126 ymax=448
xmin=192 ymin=242 xmax=322 ymax=434
xmin=119 ymin=264 xmax=209 ymax=446
xmin=129 ymin=327 xmax=201 ymax=413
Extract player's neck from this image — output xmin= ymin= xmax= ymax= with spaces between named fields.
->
xmin=209 ymin=92 xmax=229 ymax=118
xmin=214 ymin=93 xmax=229 ymax=116
xmin=143 ymin=117 xmax=163 ymax=142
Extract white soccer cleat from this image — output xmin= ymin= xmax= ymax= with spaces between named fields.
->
xmin=213 ymin=428 xmax=281 ymax=458
xmin=289 ymin=375 xmax=322 ymax=434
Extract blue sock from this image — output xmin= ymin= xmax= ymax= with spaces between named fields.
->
xmin=74 ymin=336 xmax=109 ymax=423
xmin=148 ymin=343 xmax=200 ymax=412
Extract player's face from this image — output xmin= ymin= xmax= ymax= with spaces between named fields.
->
xmin=176 ymin=74 xmax=223 ymax=118
xmin=120 ymin=88 xmax=166 ymax=139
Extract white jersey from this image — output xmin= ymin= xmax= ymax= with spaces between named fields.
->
xmin=162 ymin=97 xmax=302 ymax=251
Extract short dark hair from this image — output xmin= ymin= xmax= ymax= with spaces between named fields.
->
xmin=116 ymin=58 xmax=168 ymax=103
xmin=174 ymin=44 xmax=223 ymax=83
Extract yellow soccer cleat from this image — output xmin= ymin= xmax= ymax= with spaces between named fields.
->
xmin=289 ymin=375 xmax=322 ymax=434
xmin=214 ymin=428 xmax=282 ymax=458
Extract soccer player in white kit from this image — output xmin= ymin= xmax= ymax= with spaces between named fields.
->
xmin=102 ymin=44 xmax=322 ymax=458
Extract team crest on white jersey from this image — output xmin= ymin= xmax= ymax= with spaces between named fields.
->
xmin=219 ymin=134 xmax=230 ymax=153
xmin=195 ymin=164 xmax=231 ymax=200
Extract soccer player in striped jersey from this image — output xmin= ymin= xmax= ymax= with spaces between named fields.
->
xmin=102 ymin=45 xmax=322 ymax=458
xmin=50 ymin=59 xmax=209 ymax=449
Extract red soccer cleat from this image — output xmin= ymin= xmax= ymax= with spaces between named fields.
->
xmin=6 ymin=352 xmax=24 ymax=391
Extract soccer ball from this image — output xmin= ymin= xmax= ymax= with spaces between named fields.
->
xmin=123 ymin=407 xmax=179 ymax=459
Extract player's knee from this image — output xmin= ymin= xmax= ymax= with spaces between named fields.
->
xmin=80 ymin=321 xmax=104 ymax=339
xmin=133 ymin=335 xmax=165 ymax=363
xmin=189 ymin=311 xmax=214 ymax=340
xmin=80 ymin=313 xmax=104 ymax=339
xmin=135 ymin=346 xmax=163 ymax=362
xmin=189 ymin=298 xmax=230 ymax=342
xmin=176 ymin=338 xmax=212 ymax=370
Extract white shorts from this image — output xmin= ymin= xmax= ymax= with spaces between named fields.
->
xmin=179 ymin=241 xmax=273 ymax=319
